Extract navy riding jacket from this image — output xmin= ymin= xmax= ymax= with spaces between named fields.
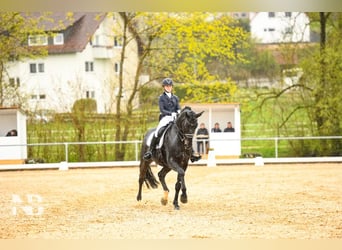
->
xmin=158 ymin=92 xmax=181 ymax=120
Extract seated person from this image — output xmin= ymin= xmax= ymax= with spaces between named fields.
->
xmin=211 ymin=122 xmax=222 ymax=133
xmin=6 ymin=129 xmax=18 ymax=136
xmin=196 ymin=123 xmax=209 ymax=155
xmin=224 ymin=121 xmax=235 ymax=132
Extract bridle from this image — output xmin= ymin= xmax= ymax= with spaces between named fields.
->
xmin=174 ymin=112 xmax=197 ymax=142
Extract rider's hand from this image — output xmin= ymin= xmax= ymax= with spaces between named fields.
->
xmin=171 ymin=112 xmax=177 ymax=120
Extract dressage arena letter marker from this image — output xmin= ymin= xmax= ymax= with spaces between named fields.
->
xmin=11 ymin=194 xmax=44 ymax=216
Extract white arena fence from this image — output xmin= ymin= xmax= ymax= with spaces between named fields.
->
xmin=1 ymin=136 xmax=342 ymax=170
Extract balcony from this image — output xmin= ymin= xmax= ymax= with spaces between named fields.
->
xmin=92 ymin=46 xmax=114 ymax=59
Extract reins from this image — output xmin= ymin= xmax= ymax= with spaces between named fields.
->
xmin=174 ymin=115 xmax=195 ymax=142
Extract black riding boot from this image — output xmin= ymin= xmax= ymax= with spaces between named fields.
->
xmin=190 ymin=149 xmax=201 ymax=162
xmin=143 ymin=136 xmax=158 ymax=160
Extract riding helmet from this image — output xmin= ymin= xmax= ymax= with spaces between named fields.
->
xmin=162 ymin=78 xmax=173 ymax=86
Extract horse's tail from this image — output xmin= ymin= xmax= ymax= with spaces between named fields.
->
xmin=145 ymin=165 xmax=159 ymax=189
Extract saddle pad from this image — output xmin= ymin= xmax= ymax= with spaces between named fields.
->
xmin=146 ymin=128 xmax=168 ymax=149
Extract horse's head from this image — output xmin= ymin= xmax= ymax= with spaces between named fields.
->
xmin=176 ymin=106 xmax=204 ymax=135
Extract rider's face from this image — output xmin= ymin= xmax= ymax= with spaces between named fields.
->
xmin=164 ymin=85 xmax=173 ymax=93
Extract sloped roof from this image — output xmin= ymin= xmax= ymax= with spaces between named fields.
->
xmin=26 ymin=12 xmax=106 ymax=54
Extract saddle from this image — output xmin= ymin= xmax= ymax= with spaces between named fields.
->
xmin=147 ymin=123 xmax=172 ymax=149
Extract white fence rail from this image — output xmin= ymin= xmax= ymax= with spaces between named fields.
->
xmin=1 ymin=136 xmax=342 ymax=165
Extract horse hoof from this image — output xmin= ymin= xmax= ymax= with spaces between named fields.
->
xmin=180 ymin=194 xmax=188 ymax=204
xmin=174 ymin=205 xmax=180 ymax=210
xmin=161 ymin=198 xmax=168 ymax=206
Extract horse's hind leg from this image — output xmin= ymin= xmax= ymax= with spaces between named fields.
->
xmin=158 ymin=167 xmax=171 ymax=205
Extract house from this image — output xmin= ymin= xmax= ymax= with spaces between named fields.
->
xmin=249 ymin=12 xmax=310 ymax=44
xmin=5 ymin=12 xmax=140 ymax=114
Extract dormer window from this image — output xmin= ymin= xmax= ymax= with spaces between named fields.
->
xmin=53 ymin=33 xmax=64 ymax=45
xmin=28 ymin=35 xmax=48 ymax=46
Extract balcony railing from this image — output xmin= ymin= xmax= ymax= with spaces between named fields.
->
xmin=92 ymin=46 xmax=114 ymax=59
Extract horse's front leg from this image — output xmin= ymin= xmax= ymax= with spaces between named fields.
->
xmin=158 ymin=167 xmax=171 ymax=205
xmin=180 ymin=166 xmax=188 ymax=204
xmin=173 ymin=169 xmax=186 ymax=210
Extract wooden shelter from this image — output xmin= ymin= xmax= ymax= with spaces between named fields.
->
xmin=0 ymin=107 xmax=27 ymax=164
xmin=184 ymin=103 xmax=241 ymax=159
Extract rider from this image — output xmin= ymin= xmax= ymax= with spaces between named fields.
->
xmin=143 ymin=78 xmax=201 ymax=162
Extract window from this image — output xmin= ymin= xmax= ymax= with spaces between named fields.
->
xmin=53 ymin=33 xmax=64 ymax=45
xmin=285 ymin=27 xmax=293 ymax=34
xmin=30 ymin=63 xmax=37 ymax=73
xmin=86 ymin=91 xmax=95 ymax=99
xmin=9 ymin=77 xmax=20 ymax=87
xmin=85 ymin=61 xmax=94 ymax=72
xmin=9 ymin=78 xmax=15 ymax=86
xmin=29 ymin=63 xmax=45 ymax=73
xmin=114 ymin=36 xmax=123 ymax=47
xmin=94 ymin=35 xmax=100 ymax=46
xmin=31 ymin=94 xmax=46 ymax=100
xmin=268 ymin=28 xmax=275 ymax=32
xmin=114 ymin=62 xmax=120 ymax=74
xmin=28 ymin=35 xmax=48 ymax=46
xmin=285 ymin=12 xmax=292 ymax=17
xmin=268 ymin=12 xmax=275 ymax=18
xmin=38 ymin=63 xmax=44 ymax=73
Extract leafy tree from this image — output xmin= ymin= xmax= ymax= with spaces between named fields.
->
xmin=301 ymin=12 xmax=342 ymax=155
xmin=229 ymin=43 xmax=280 ymax=85
xmin=0 ymin=12 xmax=48 ymax=107
xmin=176 ymin=80 xmax=237 ymax=103
xmin=251 ymin=12 xmax=342 ymax=156
xmin=112 ymin=12 xmax=249 ymax=160
xmin=71 ymin=98 xmax=97 ymax=161
xmin=144 ymin=12 xmax=249 ymax=83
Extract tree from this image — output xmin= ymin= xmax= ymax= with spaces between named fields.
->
xmin=144 ymin=12 xmax=249 ymax=83
xmin=302 ymin=12 xmax=342 ymax=155
xmin=251 ymin=12 xmax=342 ymax=156
xmin=111 ymin=12 xmax=249 ymax=160
xmin=0 ymin=12 xmax=48 ymax=107
xmin=71 ymin=98 xmax=97 ymax=161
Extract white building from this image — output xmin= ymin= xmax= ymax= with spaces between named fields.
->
xmin=250 ymin=12 xmax=310 ymax=44
xmin=4 ymin=12 xmax=140 ymax=114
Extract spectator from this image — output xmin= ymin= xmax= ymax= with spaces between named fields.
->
xmin=6 ymin=129 xmax=18 ymax=136
xmin=211 ymin=122 xmax=222 ymax=133
xmin=224 ymin=121 xmax=235 ymax=132
xmin=196 ymin=123 xmax=209 ymax=155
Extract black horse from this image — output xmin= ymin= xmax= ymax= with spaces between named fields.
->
xmin=137 ymin=106 xmax=204 ymax=209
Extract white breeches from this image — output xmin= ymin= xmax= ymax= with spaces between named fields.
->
xmin=155 ymin=115 xmax=174 ymax=137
